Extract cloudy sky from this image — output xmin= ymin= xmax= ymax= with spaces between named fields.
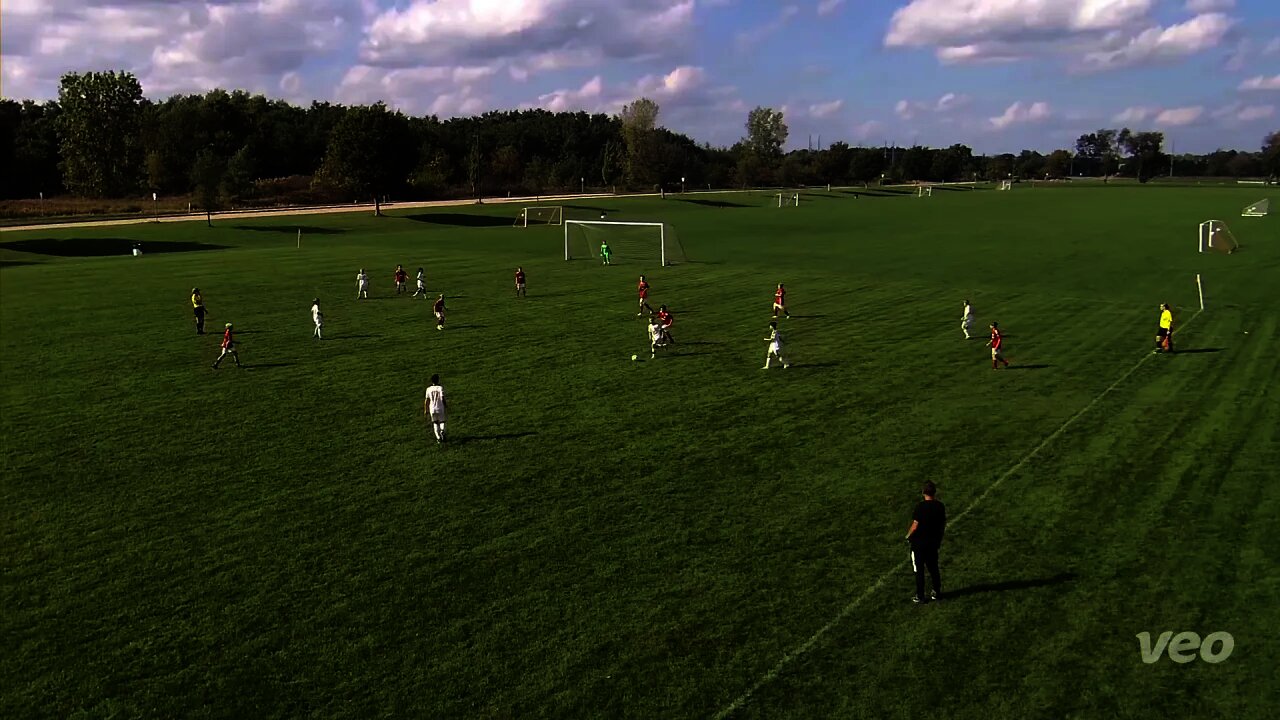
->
xmin=2 ymin=0 xmax=1278 ymax=152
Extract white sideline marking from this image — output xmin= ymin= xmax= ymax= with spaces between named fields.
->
xmin=713 ymin=310 xmax=1202 ymax=719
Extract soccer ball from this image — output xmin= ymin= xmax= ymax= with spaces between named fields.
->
xmin=631 ymin=354 xmax=638 ymax=361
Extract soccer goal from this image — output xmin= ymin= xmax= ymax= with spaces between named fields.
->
xmin=1241 ymin=199 xmax=1269 ymax=218
xmin=776 ymin=192 xmax=799 ymax=207
xmin=998 ymin=180 xmax=1013 ymax=191
xmin=918 ymin=186 xmax=933 ymax=197
xmin=564 ymin=220 xmax=686 ymax=266
xmin=515 ymin=206 xmax=563 ymax=227
xmin=1198 ymin=220 xmax=1239 ymax=254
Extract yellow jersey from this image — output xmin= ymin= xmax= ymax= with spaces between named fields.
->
xmin=192 ymin=293 xmax=204 ymax=309
xmin=1159 ymin=309 xmax=1172 ymax=330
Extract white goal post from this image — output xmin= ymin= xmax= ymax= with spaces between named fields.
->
xmin=515 ymin=206 xmax=563 ymax=227
xmin=776 ymin=192 xmax=799 ymax=207
xmin=917 ymin=185 xmax=933 ymax=197
xmin=1241 ymin=198 xmax=1269 ymax=217
xmin=1198 ymin=220 xmax=1239 ymax=254
xmin=998 ymin=180 xmax=1013 ymax=191
xmin=563 ymin=220 xmax=685 ymax=266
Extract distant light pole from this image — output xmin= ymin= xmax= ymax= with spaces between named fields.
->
xmin=39 ymin=191 xmax=44 ymax=216
xmin=580 ymin=177 xmax=584 ymax=193
xmin=152 ymin=191 xmax=158 ymax=222
xmin=681 ymin=176 xmax=686 ymax=194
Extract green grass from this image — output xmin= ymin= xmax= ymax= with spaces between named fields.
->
xmin=2 ymin=186 xmax=1277 ymax=719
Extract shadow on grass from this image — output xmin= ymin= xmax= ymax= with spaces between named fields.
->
xmin=449 ymin=324 xmax=487 ymax=330
xmin=247 ymin=363 xmax=292 ymax=370
xmin=337 ymin=334 xmax=381 ymax=340
xmin=673 ymin=197 xmax=754 ymax=209
xmin=405 ymin=213 xmax=512 ymax=227
xmin=788 ymin=314 xmax=826 ymax=320
xmin=1005 ymin=364 xmax=1051 ymax=370
xmin=4 ymin=237 xmax=228 ymax=257
xmin=1172 ymin=348 xmax=1222 ymax=354
xmin=461 ymin=431 xmax=537 ymax=444
xmin=564 ymin=204 xmax=619 ymax=213
xmin=802 ymin=361 xmax=840 ymax=369
xmin=841 ymin=188 xmax=913 ymax=197
xmin=0 ymin=259 xmax=39 ymax=268
xmin=233 ymin=224 xmax=345 ymax=234
xmin=944 ymin=572 xmax=1076 ymax=600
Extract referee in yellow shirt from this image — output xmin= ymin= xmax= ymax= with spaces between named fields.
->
xmin=191 ymin=288 xmax=207 ymax=335
xmin=1155 ymin=303 xmax=1173 ymax=353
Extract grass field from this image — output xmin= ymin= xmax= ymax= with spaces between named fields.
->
xmin=2 ymin=185 xmax=1277 ymax=719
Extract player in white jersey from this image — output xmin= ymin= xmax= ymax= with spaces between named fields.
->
xmin=412 ymin=267 xmax=427 ymax=298
xmin=311 ymin=298 xmax=323 ymax=340
xmin=356 ymin=269 xmax=369 ymax=300
xmin=423 ymin=374 xmax=448 ymax=444
xmin=961 ymin=300 xmax=974 ymax=339
xmin=648 ymin=317 xmax=666 ymax=359
xmin=763 ymin=321 xmax=790 ymax=369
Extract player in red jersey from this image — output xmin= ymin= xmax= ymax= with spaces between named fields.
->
xmin=433 ymin=294 xmax=446 ymax=330
xmin=515 ymin=267 xmax=526 ymax=298
xmin=772 ymin=283 xmax=790 ymax=319
xmin=657 ymin=304 xmax=675 ymax=344
xmin=212 ymin=322 xmax=242 ymax=369
xmin=637 ymin=275 xmax=654 ymax=316
xmin=394 ymin=265 xmax=409 ymax=294
xmin=987 ymin=321 xmax=1010 ymax=369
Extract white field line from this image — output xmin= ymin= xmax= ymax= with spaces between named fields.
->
xmin=713 ymin=310 xmax=1202 ymax=719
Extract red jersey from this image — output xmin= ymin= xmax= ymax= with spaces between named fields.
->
xmin=638 ymin=280 xmax=649 ymax=298
xmin=658 ymin=309 xmax=673 ymax=327
xmin=395 ymin=269 xmax=408 ymax=283
xmin=221 ymin=328 xmax=234 ymax=349
xmin=515 ymin=270 xmax=525 ymax=285
xmin=990 ymin=328 xmax=1003 ymax=349
xmin=433 ymin=297 xmax=445 ymax=313
xmin=774 ymin=287 xmax=786 ymax=304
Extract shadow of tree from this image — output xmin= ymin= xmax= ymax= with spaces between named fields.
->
xmin=405 ymin=213 xmax=513 ymax=227
xmin=4 ymin=237 xmax=229 ymax=257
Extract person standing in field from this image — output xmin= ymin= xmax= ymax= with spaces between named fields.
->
xmin=191 ymin=288 xmax=207 ymax=335
xmin=648 ymin=317 xmax=665 ymax=359
xmin=412 ymin=267 xmax=427 ymax=298
xmin=988 ymin=321 xmax=1010 ymax=369
xmin=1155 ymin=303 xmax=1174 ymax=353
xmin=657 ymin=304 xmax=675 ymax=344
xmin=423 ymin=374 xmax=448 ymax=444
xmin=600 ymin=241 xmax=612 ymax=266
xmin=637 ymin=275 xmax=653 ymax=316
xmin=906 ymin=481 xmax=946 ymax=604
xmin=762 ymin=321 xmax=790 ymax=369
xmin=433 ymin=293 xmax=446 ymax=330
xmin=212 ymin=323 xmax=242 ymax=369
xmin=394 ymin=264 xmax=408 ymax=295
xmin=311 ymin=298 xmax=323 ymax=340
xmin=961 ymin=300 xmax=974 ymax=339
xmin=356 ymin=269 xmax=369 ymax=300
xmin=772 ymin=283 xmax=790 ymax=319
xmin=515 ymin=267 xmax=527 ymax=298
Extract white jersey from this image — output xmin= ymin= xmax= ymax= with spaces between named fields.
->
xmin=311 ymin=304 xmax=322 ymax=325
xmin=357 ymin=272 xmax=368 ymax=287
xmin=425 ymin=385 xmax=447 ymax=415
xmin=649 ymin=323 xmax=662 ymax=343
xmin=417 ymin=271 xmax=425 ymax=288
xmin=962 ymin=304 xmax=973 ymax=323
xmin=767 ymin=328 xmax=784 ymax=350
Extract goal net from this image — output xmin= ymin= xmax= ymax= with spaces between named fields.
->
xmin=918 ymin=186 xmax=933 ymax=197
xmin=1241 ymin=199 xmax=1269 ymax=218
xmin=515 ymin=206 xmax=563 ymax=227
xmin=998 ymin=180 xmax=1013 ymax=191
xmin=776 ymin=192 xmax=799 ymax=207
xmin=564 ymin=221 xmax=686 ymax=266
xmin=1198 ymin=220 xmax=1239 ymax=254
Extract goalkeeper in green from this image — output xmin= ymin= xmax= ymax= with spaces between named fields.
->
xmin=600 ymin=241 xmax=612 ymax=265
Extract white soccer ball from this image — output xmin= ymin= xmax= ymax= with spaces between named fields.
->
xmin=631 ymin=354 xmax=638 ymax=361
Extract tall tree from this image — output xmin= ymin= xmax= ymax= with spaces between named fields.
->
xmin=314 ymin=103 xmax=413 ymax=214
xmin=1043 ymin=149 xmax=1073 ymax=178
xmin=57 ymin=71 xmax=145 ymax=197
xmin=191 ymin=148 xmax=226 ymax=227
xmin=741 ymin=107 xmax=788 ymax=185
xmin=467 ymin=134 xmax=482 ymax=198
xmin=1262 ymin=130 xmax=1280 ymax=180
xmin=619 ymin=97 xmax=660 ymax=187
xmin=1117 ymin=129 xmax=1164 ymax=182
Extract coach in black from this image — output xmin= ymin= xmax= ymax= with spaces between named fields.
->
xmin=906 ymin=481 xmax=946 ymax=604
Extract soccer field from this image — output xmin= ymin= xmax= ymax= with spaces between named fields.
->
xmin=2 ymin=185 xmax=1277 ymax=718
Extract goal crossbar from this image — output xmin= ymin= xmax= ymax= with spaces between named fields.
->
xmin=564 ymin=220 xmax=671 ymax=265
xmin=1241 ymin=198 xmax=1269 ymax=217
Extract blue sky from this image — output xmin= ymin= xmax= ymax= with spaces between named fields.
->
xmin=2 ymin=0 xmax=1278 ymax=153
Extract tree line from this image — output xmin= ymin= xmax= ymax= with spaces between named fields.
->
xmin=1 ymin=71 xmax=1277 ymax=208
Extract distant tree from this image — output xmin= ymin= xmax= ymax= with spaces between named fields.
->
xmin=57 ymin=71 xmax=145 ymax=197
xmin=989 ymin=153 xmax=1015 ymax=180
xmin=619 ymin=97 xmax=660 ymax=187
xmin=600 ymin=139 xmax=623 ymax=188
xmin=1262 ymin=130 xmax=1280 ymax=180
xmin=467 ymin=134 xmax=482 ymax=198
xmin=221 ymin=144 xmax=255 ymax=203
xmin=191 ymin=148 xmax=226 ymax=226
xmin=820 ymin=141 xmax=853 ymax=185
xmin=1226 ymin=152 xmax=1261 ymax=178
xmin=1117 ymin=129 xmax=1164 ymax=182
xmin=848 ymin=147 xmax=885 ymax=184
xmin=314 ymin=103 xmax=413 ymax=214
xmin=744 ymin=107 xmax=788 ymax=159
xmin=1043 ymin=149 xmax=1073 ymax=178
xmin=900 ymin=146 xmax=933 ymax=181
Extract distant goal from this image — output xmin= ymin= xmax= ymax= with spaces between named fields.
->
xmin=1241 ymin=199 xmax=1269 ymax=218
xmin=564 ymin=220 xmax=686 ymax=266
xmin=1198 ymin=220 xmax=1239 ymax=254
xmin=515 ymin=206 xmax=563 ymax=227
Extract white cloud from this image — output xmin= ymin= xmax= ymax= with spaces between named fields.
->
xmin=817 ymin=0 xmax=845 ymax=15
xmin=808 ymin=99 xmax=844 ymax=118
xmin=896 ymin=93 xmax=970 ymax=119
xmin=851 ymin=120 xmax=885 ymax=141
xmin=534 ymin=76 xmax=607 ymax=113
xmin=989 ymin=100 xmax=1051 ymax=129
xmin=1239 ymin=74 xmax=1280 ymax=91
xmin=1237 ymin=104 xmax=1275 ymax=122
xmin=1154 ymin=106 xmax=1204 ymax=126
xmin=934 ymin=92 xmax=970 ymax=112
xmin=1078 ymin=13 xmax=1233 ymax=71
xmin=1185 ymin=0 xmax=1232 ymax=11
xmin=1112 ymin=106 xmax=1155 ymax=123
xmin=335 ymin=63 xmax=498 ymax=115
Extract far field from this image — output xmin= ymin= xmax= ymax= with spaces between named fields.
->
xmin=2 ymin=184 xmax=1277 ymax=719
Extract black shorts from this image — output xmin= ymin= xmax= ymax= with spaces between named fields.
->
xmin=1156 ymin=327 xmax=1168 ymax=338
xmin=194 ymin=307 xmax=206 ymax=317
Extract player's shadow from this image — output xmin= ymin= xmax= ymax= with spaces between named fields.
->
xmin=1006 ymin=364 xmax=1051 ymax=370
xmin=339 ymin=334 xmax=380 ymax=340
xmin=802 ymin=361 xmax=840 ymax=369
xmin=233 ymin=224 xmax=345 ymax=234
xmin=673 ymin=198 xmax=753 ymax=209
xmin=788 ymin=314 xmax=825 ymax=320
xmin=405 ymin=213 xmax=512 ymax=227
xmin=461 ymin=431 xmax=537 ymax=444
xmin=248 ymin=362 xmax=292 ymax=370
xmin=1173 ymin=348 xmax=1222 ymax=354
xmin=450 ymin=324 xmax=487 ymax=330
xmin=4 ymin=237 xmax=228 ymax=256
xmin=944 ymin=572 xmax=1076 ymax=599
